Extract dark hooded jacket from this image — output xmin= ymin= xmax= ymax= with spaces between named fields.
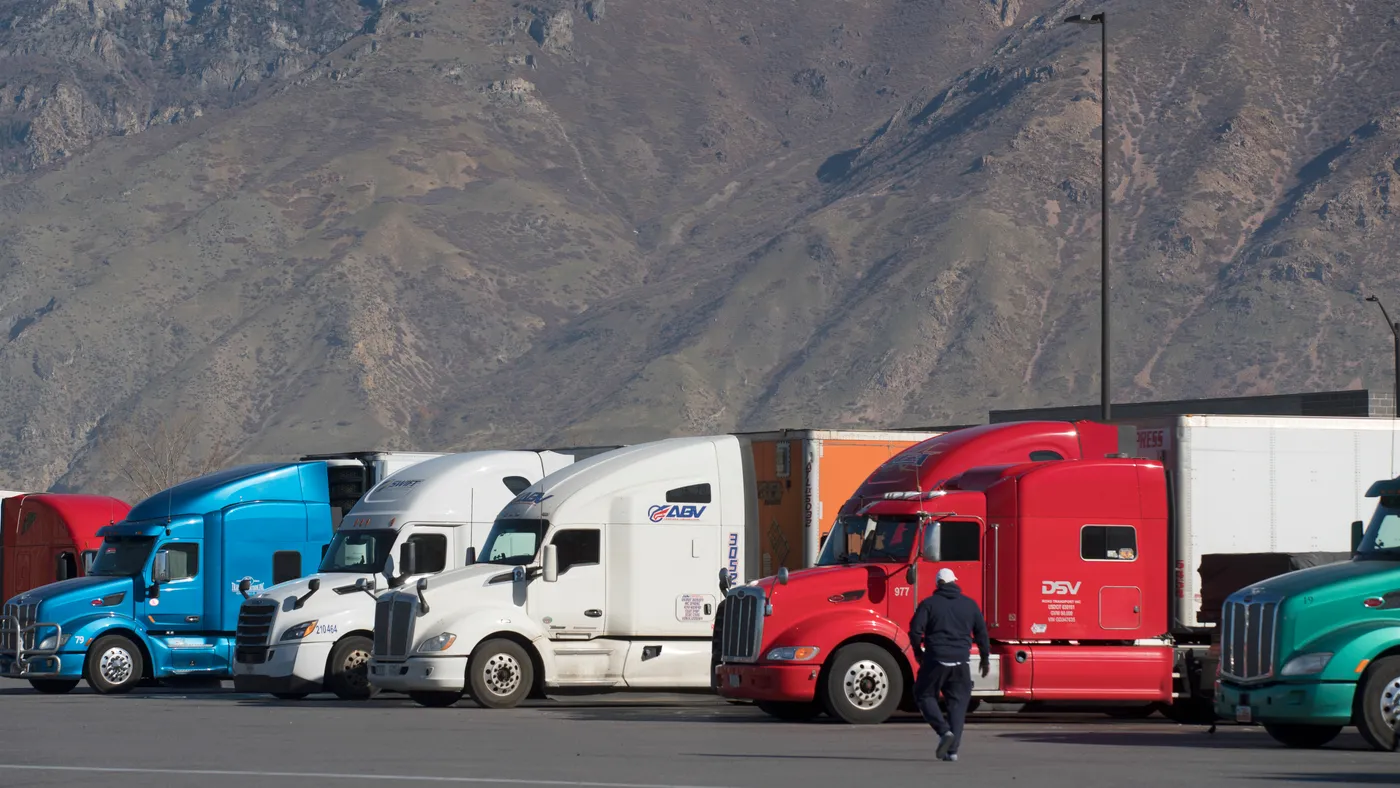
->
xmin=909 ymin=582 xmax=991 ymax=665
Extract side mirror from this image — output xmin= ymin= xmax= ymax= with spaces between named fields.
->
xmin=1352 ymin=520 xmax=1365 ymax=553
xmin=777 ymin=567 xmax=790 ymax=586
xmin=512 ymin=565 xmax=527 ymax=583
xmin=463 ymin=546 xmax=477 ymax=567
xmin=718 ymin=566 xmax=732 ymax=593
xmin=152 ymin=550 xmax=171 ymax=585
xmin=56 ymin=554 xmax=72 ymax=582
xmin=906 ymin=563 xmax=918 ymax=585
xmin=922 ymin=522 xmax=943 ymax=563
xmin=294 ymin=577 xmax=321 ymax=609
xmin=415 ymin=577 xmax=430 ymax=615
xmin=542 ymin=544 xmax=559 ymax=583
xmin=352 ymin=577 xmax=376 ymax=599
xmin=399 ymin=541 xmax=420 ymax=578
xmin=238 ymin=578 xmax=252 ymax=599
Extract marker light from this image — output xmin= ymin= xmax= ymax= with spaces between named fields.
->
xmin=765 ymin=646 xmax=821 ymax=661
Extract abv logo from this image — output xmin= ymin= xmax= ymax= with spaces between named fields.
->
xmin=648 ymin=504 xmax=707 ymax=522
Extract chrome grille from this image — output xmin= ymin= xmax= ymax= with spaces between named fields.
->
xmin=234 ymin=599 xmax=277 ymax=665
xmin=373 ymin=595 xmax=416 ymax=660
xmin=1 ymin=602 xmax=38 ymax=653
xmin=719 ymin=587 xmax=765 ymax=663
xmin=1220 ymin=596 xmax=1279 ymax=681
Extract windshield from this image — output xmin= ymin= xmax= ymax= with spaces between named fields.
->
xmin=319 ymin=529 xmax=397 ymax=574
xmin=480 ymin=518 xmax=549 ymax=565
xmin=88 ymin=536 xmax=156 ymax=577
xmin=816 ymin=514 xmax=920 ymax=566
xmin=1357 ymin=497 xmax=1400 ymax=560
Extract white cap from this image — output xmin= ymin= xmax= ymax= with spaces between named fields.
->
xmin=936 ymin=568 xmax=957 ymax=584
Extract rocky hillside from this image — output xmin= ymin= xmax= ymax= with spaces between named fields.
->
xmin=2 ymin=0 xmax=1399 ymax=496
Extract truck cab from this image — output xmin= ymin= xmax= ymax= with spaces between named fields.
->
xmin=1215 ymin=476 xmax=1400 ymax=751
xmin=232 ymin=450 xmax=574 ymax=700
xmin=2 ymin=494 xmax=132 ymax=601
xmin=0 ymin=462 xmax=336 ymax=695
xmin=369 ymin=436 xmax=751 ymax=709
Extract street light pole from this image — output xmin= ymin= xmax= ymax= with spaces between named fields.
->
xmin=1066 ymin=12 xmax=1110 ymax=422
xmin=1365 ymin=295 xmax=1400 ymax=412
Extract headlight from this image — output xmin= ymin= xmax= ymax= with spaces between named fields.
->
xmin=416 ymin=633 xmax=457 ymax=653
xmin=279 ymin=621 xmax=318 ymax=641
xmin=37 ymin=634 xmax=70 ymax=651
xmin=765 ymin=646 xmax=820 ymax=661
xmin=1280 ymin=652 xmax=1333 ymax=676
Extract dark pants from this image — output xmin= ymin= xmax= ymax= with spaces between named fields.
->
xmin=914 ymin=660 xmax=972 ymax=754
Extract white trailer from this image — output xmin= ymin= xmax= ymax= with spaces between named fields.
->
xmin=1129 ymin=415 xmax=1400 ymax=631
xmin=232 ymin=450 xmax=574 ymax=699
xmin=299 ymin=451 xmax=448 ymax=526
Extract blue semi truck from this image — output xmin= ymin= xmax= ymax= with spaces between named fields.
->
xmin=0 ymin=461 xmax=343 ymax=694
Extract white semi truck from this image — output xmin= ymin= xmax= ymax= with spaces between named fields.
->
xmin=368 ymin=435 xmax=757 ymax=708
xmin=232 ymin=450 xmax=575 ymax=699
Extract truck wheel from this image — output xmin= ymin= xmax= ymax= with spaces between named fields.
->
xmin=29 ymin=679 xmax=79 ymax=694
xmin=85 ymin=634 xmax=144 ymax=695
xmin=820 ymin=643 xmax=904 ymax=724
xmin=1355 ymin=655 xmax=1400 ymax=751
xmin=756 ymin=700 xmax=822 ymax=721
xmin=410 ymin=690 xmax=462 ymax=708
xmin=326 ymin=635 xmax=377 ymax=700
xmin=1264 ymin=723 xmax=1342 ymax=749
xmin=468 ymin=638 xmax=534 ymax=709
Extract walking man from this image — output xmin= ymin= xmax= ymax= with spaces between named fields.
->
xmin=909 ymin=567 xmax=990 ymax=762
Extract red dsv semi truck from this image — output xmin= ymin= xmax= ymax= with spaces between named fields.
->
xmin=0 ymin=494 xmax=132 ymax=602
xmin=714 ymin=417 xmax=1395 ymax=723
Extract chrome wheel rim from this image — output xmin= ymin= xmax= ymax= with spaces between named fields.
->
xmin=1379 ymin=675 xmax=1400 ymax=730
xmin=482 ymin=652 xmax=522 ymax=697
xmin=99 ymin=647 xmax=134 ymax=685
xmin=342 ymin=649 xmax=370 ymax=691
xmin=842 ymin=659 xmax=889 ymax=709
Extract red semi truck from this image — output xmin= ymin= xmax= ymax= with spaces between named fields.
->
xmin=714 ymin=417 xmax=1394 ymax=723
xmin=0 ymin=494 xmax=132 ymax=602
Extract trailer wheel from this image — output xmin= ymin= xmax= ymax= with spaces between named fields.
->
xmin=467 ymin=638 xmax=534 ymax=709
xmin=409 ymin=691 xmax=462 ymax=708
xmin=756 ymin=700 xmax=822 ymax=721
xmin=1263 ymin=723 xmax=1342 ymax=749
xmin=326 ymin=635 xmax=377 ymax=700
xmin=1355 ymin=655 xmax=1400 ymax=751
xmin=28 ymin=679 xmax=78 ymax=694
xmin=820 ymin=643 xmax=904 ymax=724
xmin=85 ymin=634 xmax=144 ymax=695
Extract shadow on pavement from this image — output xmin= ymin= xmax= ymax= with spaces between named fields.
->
xmin=998 ymin=730 xmax=1375 ymax=752
xmin=1248 ymin=775 xmax=1399 ymax=784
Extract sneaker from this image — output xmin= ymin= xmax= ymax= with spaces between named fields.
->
xmin=942 ymin=754 xmax=958 ymax=762
xmin=935 ymin=731 xmax=956 ymax=759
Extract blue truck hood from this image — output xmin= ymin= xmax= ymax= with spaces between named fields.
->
xmin=122 ymin=462 xmax=328 ymax=522
xmin=8 ymin=575 xmax=135 ymax=622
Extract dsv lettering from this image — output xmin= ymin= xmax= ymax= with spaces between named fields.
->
xmin=1041 ymin=580 xmax=1081 ymax=595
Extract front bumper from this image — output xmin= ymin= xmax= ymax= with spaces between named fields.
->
xmin=715 ymin=663 xmax=819 ymax=702
xmin=369 ymin=656 xmax=467 ymax=693
xmin=1215 ymin=679 xmax=1357 ymax=726
xmin=233 ymin=640 xmax=334 ymax=693
xmin=0 ymin=651 xmax=68 ymax=679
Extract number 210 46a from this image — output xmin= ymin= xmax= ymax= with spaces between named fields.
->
xmin=314 ymin=624 xmax=338 ymax=635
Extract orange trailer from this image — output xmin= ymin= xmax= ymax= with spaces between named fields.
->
xmin=743 ymin=430 xmax=945 ymax=573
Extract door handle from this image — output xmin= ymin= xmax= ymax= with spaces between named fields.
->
xmin=185 ymin=616 xmax=200 ymax=623
xmin=584 ymin=609 xmax=602 ymax=618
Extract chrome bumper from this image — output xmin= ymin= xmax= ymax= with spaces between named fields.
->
xmin=0 ymin=615 xmax=65 ymax=677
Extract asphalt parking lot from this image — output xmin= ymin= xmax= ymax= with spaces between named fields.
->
xmin=0 ymin=685 xmax=1393 ymax=788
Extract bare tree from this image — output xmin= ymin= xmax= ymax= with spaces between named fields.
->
xmin=102 ymin=412 xmax=237 ymax=501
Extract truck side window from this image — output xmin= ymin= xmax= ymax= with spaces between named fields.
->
xmin=503 ymin=476 xmax=532 ymax=495
xmin=939 ymin=522 xmax=980 ymax=561
xmin=551 ymin=529 xmax=600 ymax=574
xmin=666 ymin=483 xmax=711 ymax=503
xmin=1081 ymin=525 xmax=1137 ymax=561
xmin=165 ymin=544 xmax=199 ymax=580
xmin=273 ymin=551 xmax=302 ymax=584
xmin=1029 ymin=450 xmax=1064 ymax=462
xmin=406 ymin=534 xmax=447 ymax=574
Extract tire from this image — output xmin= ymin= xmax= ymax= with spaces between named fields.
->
xmin=819 ymin=643 xmax=904 ymax=724
xmin=84 ymin=634 xmax=144 ymax=695
xmin=1162 ymin=698 xmax=1216 ymax=725
xmin=1264 ymin=723 xmax=1343 ymax=749
xmin=29 ymin=679 xmax=79 ymax=694
xmin=326 ymin=635 xmax=376 ymax=700
xmin=756 ymin=700 xmax=822 ymax=721
xmin=467 ymin=638 xmax=534 ymax=709
xmin=410 ymin=690 xmax=462 ymax=708
xmin=272 ymin=692 xmax=310 ymax=701
xmin=1355 ymin=654 xmax=1400 ymax=751
xmin=1107 ymin=703 xmax=1158 ymax=719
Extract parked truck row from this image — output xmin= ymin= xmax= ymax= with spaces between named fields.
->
xmin=4 ymin=417 xmax=1400 ymax=752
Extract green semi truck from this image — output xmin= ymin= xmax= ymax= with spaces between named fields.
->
xmin=1215 ymin=475 xmax=1400 ymax=750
